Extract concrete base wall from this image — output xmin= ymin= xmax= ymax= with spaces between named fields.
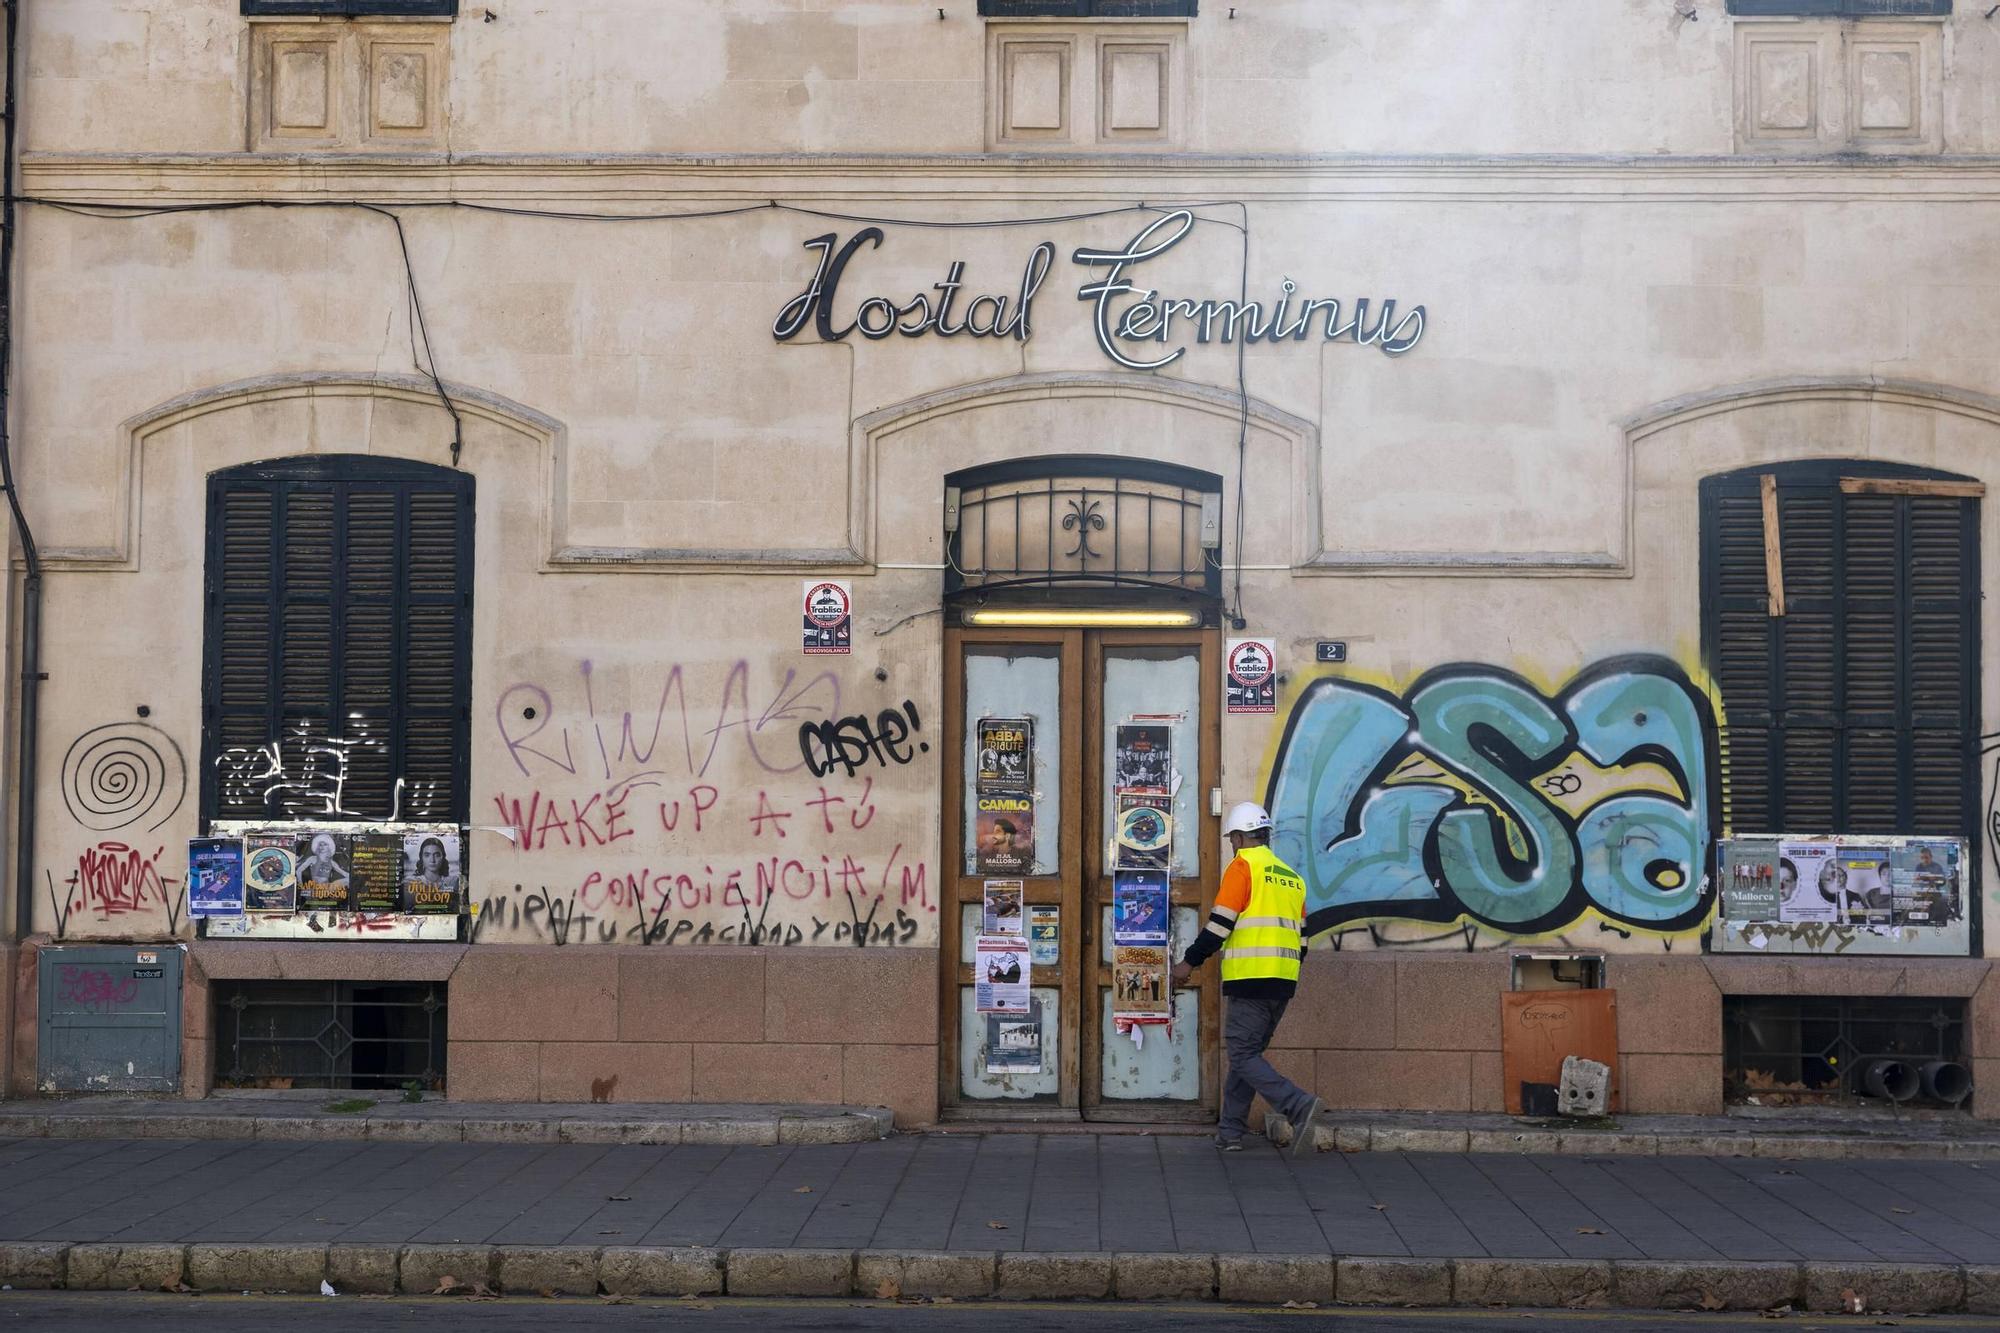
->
xmin=179 ymin=943 xmax=936 ymax=1126
xmin=0 ymin=940 xmax=14 ymax=1098
xmin=1271 ymin=954 xmax=2000 ymax=1120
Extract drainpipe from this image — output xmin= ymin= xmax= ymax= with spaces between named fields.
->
xmin=1 ymin=0 xmax=43 ymax=947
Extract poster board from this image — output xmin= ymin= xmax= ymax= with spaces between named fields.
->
xmin=1711 ymin=834 xmax=1971 ymax=956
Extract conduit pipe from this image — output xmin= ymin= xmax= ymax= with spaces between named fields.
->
xmin=1 ymin=0 xmax=44 ymax=946
xmin=1919 ymin=1060 xmax=1972 ymax=1107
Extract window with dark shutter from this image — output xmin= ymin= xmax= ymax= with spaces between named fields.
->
xmin=202 ymin=455 xmax=473 ymax=825
xmin=1700 ymin=460 xmax=1980 ymax=841
xmin=242 ymin=1 xmax=457 ymax=15
xmin=1726 ymin=1 xmax=1949 ymax=15
xmin=978 ymin=1 xmax=1196 ymax=16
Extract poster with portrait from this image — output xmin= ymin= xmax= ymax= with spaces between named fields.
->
xmin=974 ymin=795 xmax=1035 ymax=875
xmin=1776 ymin=840 xmax=1838 ymax=924
xmin=402 ymin=831 xmax=463 ymax=914
xmin=348 ymin=832 xmax=403 ymax=913
xmin=1831 ymin=846 xmax=1897 ymax=925
xmin=975 ymin=934 xmax=1031 ymax=1014
xmin=983 ymin=879 xmax=1025 ymax=934
xmin=1894 ymin=840 xmax=1963 ymax=927
xmin=1112 ymin=870 xmax=1169 ymax=945
xmin=976 ymin=718 xmax=1033 ymax=797
xmin=1114 ymin=793 xmax=1172 ymax=870
xmin=1718 ymin=839 xmax=1781 ymax=924
xmin=187 ymin=838 xmax=245 ymax=919
xmin=1112 ymin=945 xmax=1171 ymax=1021
xmin=1113 ymin=723 xmax=1171 ymax=795
xmin=293 ymin=830 xmax=352 ymax=911
xmin=801 ymin=579 xmax=852 ymax=655
xmin=986 ymin=997 xmax=1044 ymax=1076
xmin=243 ymin=835 xmax=298 ymax=913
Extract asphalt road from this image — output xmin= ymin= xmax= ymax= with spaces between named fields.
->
xmin=3 ymin=1295 xmax=1999 ymax=1331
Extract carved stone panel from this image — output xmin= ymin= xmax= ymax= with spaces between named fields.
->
xmin=251 ymin=21 xmax=450 ymax=152
xmin=1733 ymin=18 xmax=1940 ymax=154
xmin=986 ymin=21 xmax=1184 ymax=150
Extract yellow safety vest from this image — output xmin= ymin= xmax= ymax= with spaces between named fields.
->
xmin=1219 ymin=844 xmax=1306 ymax=984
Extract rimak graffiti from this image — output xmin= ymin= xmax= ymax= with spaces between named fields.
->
xmin=1266 ymin=656 xmax=1718 ymax=939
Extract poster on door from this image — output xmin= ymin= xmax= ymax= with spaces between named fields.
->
xmin=986 ymin=997 xmax=1044 ymax=1075
xmin=976 ymin=718 xmax=1033 ymax=796
xmin=1113 ymin=723 xmax=1172 ymax=795
xmin=975 ymin=935 xmax=1031 ymax=1013
xmin=982 ymin=879 xmax=1025 ymax=934
xmin=801 ymin=580 xmax=852 ymax=655
xmin=1113 ymin=870 xmax=1169 ymax=945
xmin=1226 ymin=638 xmax=1278 ymax=713
xmin=974 ymin=796 xmax=1035 ymax=874
xmin=1112 ymin=945 xmax=1171 ymax=1020
xmin=187 ymin=838 xmax=245 ymax=919
xmin=1027 ymin=905 xmax=1060 ymax=967
xmin=1114 ymin=793 xmax=1172 ymax=870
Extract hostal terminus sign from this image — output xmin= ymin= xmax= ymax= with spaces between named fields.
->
xmin=772 ymin=210 xmax=1427 ymax=369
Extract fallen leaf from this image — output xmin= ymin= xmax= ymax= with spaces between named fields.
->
xmin=434 ymin=1276 xmax=460 ymax=1294
xmin=1698 ymin=1291 xmax=1726 ymax=1311
xmin=680 ymin=1302 xmax=714 ymax=1311
xmin=1575 ymin=1227 xmax=1603 ymax=1235
xmin=601 ymin=1296 xmax=632 ymax=1306
xmin=875 ymin=1278 xmax=901 ymax=1300
xmin=1282 ymin=1299 xmax=1319 ymax=1309
xmin=1371 ymin=1203 xmax=1389 ymax=1211
xmin=1774 ymin=1168 xmax=1798 ymax=1176
xmin=794 ymin=1186 xmax=814 ymax=1194
xmin=987 ymin=1221 xmax=1009 ymax=1230
xmin=159 ymin=1281 xmax=195 ymax=1295
xmin=1891 ymin=1206 xmax=1915 ymax=1215
xmin=934 ymin=1296 xmax=955 ymax=1305
xmin=537 ymin=1288 xmax=557 ymax=1299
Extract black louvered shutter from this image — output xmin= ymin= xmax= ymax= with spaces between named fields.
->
xmin=1701 ymin=462 xmax=1978 ymax=841
xmin=203 ymin=456 xmax=473 ymax=824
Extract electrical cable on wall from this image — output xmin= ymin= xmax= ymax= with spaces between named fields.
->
xmin=17 ymin=192 xmax=1262 ymax=625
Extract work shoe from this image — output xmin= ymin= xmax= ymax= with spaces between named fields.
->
xmin=1286 ymin=1095 xmax=1322 ymax=1159
xmin=1213 ymin=1134 xmax=1245 ymax=1152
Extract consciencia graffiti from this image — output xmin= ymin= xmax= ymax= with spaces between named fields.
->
xmin=1266 ymin=656 xmax=1717 ymax=939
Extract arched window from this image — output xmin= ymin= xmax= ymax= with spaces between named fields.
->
xmin=1700 ymin=459 xmax=1979 ymax=839
xmin=201 ymin=455 xmax=473 ymax=824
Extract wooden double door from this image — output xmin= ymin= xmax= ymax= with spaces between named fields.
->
xmin=940 ymin=627 xmax=1222 ymax=1120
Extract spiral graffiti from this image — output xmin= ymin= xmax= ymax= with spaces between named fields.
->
xmin=61 ymin=722 xmax=187 ymax=833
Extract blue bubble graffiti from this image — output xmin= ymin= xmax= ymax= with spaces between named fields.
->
xmin=1265 ymin=656 xmax=1718 ymax=938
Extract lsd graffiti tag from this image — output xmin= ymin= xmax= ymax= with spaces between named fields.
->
xmin=1266 ymin=657 xmax=1717 ymax=938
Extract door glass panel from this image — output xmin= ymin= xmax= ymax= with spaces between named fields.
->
xmin=1101 ymin=649 xmax=1201 ymax=878
xmin=959 ymin=987 xmax=1060 ymax=1100
xmin=1098 ymin=989 xmax=1201 ymax=1100
xmin=963 ymin=648 xmax=1061 ymax=876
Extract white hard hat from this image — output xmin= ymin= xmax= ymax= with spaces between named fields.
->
xmin=1222 ymin=801 xmax=1272 ymax=837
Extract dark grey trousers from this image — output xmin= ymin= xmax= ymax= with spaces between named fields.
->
xmin=1219 ymin=994 xmax=1310 ymax=1141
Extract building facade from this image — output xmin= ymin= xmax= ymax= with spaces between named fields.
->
xmin=4 ymin=0 xmax=2000 ymax=1123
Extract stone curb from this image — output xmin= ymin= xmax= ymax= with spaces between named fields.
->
xmin=0 ymin=1107 xmax=893 ymax=1147
xmin=1268 ymin=1116 xmax=2000 ymax=1162
xmin=11 ymin=1244 xmax=2000 ymax=1312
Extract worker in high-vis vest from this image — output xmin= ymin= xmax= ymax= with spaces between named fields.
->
xmin=1171 ymin=801 xmax=1321 ymax=1156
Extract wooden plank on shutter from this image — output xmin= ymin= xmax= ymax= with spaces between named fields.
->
xmin=1840 ymin=477 xmax=1985 ymax=499
xmin=1761 ymin=473 xmax=1786 ymax=618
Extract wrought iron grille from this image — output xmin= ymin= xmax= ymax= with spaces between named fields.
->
xmin=214 ymin=980 xmax=447 ymax=1092
xmin=1724 ymin=994 xmax=1966 ymax=1108
xmin=945 ymin=456 xmax=1222 ymax=598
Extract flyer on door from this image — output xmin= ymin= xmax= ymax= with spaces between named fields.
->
xmin=975 ymin=935 xmax=1031 ymax=1014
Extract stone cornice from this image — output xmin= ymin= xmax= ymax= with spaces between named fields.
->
xmin=22 ymin=150 xmax=2000 ymax=204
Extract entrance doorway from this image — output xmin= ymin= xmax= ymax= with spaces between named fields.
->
xmin=940 ymin=626 xmax=1221 ymax=1120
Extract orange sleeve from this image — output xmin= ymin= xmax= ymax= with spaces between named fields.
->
xmin=1214 ymin=858 xmax=1252 ymax=914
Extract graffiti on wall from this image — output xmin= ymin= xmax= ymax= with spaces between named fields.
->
xmin=60 ymin=722 xmax=187 ymax=833
xmin=215 ymin=717 xmax=443 ymax=822
xmin=480 ymin=658 xmax=934 ymax=946
xmin=1266 ymin=656 xmax=1718 ymax=941
xmin=48 ymin=841 xmax=180 ymax=940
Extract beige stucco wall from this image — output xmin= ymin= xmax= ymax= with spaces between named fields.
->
xmin=20 ymin=1 xmax=2000 ymax=156
xmin=7 ymin=2 xmax=2000 ymax=1114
